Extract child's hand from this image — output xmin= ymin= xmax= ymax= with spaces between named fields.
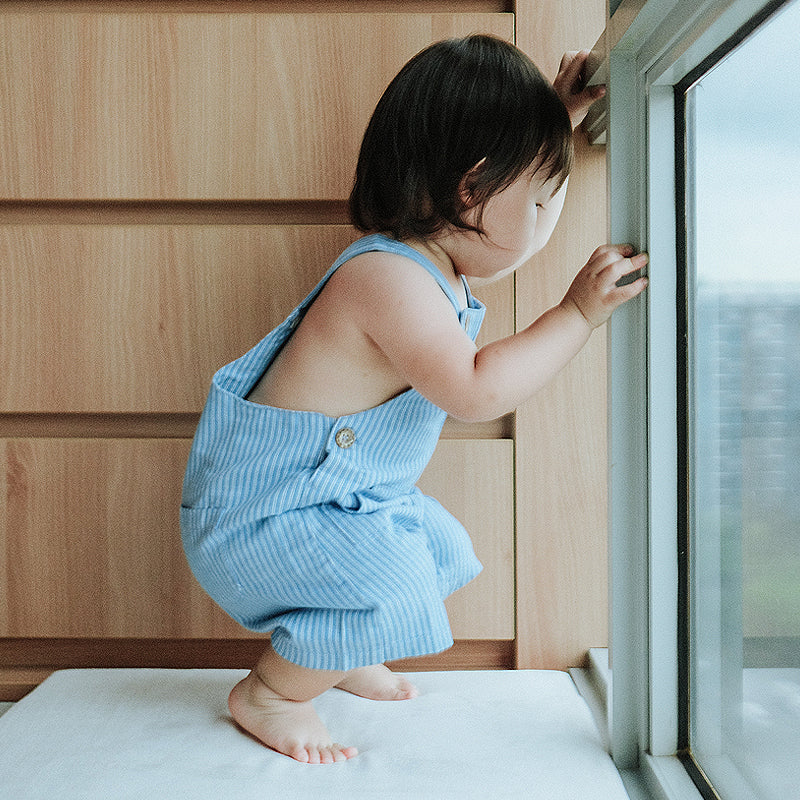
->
xmin=553 ymin=50 xmax=606 ymax=130
xmin=562 ymin=245 xmax=649 ymax=329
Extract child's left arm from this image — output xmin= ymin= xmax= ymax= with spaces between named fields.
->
xmin=552 ymin=49 xmax=605 ymax=130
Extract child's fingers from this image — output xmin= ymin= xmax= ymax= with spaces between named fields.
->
xmin=556 ymin=49 xmax=589 ymax=92
xmin=609 ymin=251 xmax=648 ymax=280
xmin=583 ymin=247 xmax=647 ymax=292
xmin=586 ymin=243 xmax=641 ymax=270
xmin=610 ymin=255 xmax=648 ymax=297
xmin=557 ymin=50 xmax=582 ymax=80
xmin=558 ymin=50 xmax=581 ymax=70
xmin=622 ymin=252 xmax=649 ymax=272
xmin=566 ymin=247 xmax=648 ymax=327
xmin=592 ymin=242 xmax=635 ymax=256
xmin=615 ymin=274 xmax=649 ymax=300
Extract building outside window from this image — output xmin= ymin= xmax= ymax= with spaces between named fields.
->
xmin=684 ymin=3 xmax=800 ymax=795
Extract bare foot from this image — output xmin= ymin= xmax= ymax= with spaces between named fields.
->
xmin=336 ymin=664 xmax=419 ymax=701
xmin=228 ymin=671 xmax=358 ymax=764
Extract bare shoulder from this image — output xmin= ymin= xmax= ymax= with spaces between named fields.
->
xmin=252 ymin=245 xmax=481 ymax=419
xmin=321 ymin=249 xmax=459 ymax=321
xmin=327 ymin=249 xmax=442 ymax=292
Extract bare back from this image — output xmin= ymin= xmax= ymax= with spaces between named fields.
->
xmin=246 ymin=250 xmax=468 ymax=418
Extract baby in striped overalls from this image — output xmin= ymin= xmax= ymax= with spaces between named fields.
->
xmin=180 ymin=35 xmax=647 ymax=764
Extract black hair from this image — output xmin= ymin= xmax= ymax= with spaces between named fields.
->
xmin=349 ymin=34 xmax=573 ymax=240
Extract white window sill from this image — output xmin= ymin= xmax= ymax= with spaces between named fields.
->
xmin=572 ymin=648 xmax=705 ymax=800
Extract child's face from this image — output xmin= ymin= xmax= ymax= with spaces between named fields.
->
xmin=456 ymin=167 xmax=566 ymax=281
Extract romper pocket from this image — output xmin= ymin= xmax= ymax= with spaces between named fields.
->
xmin=220 ymin=508 xmax=369 ymax=609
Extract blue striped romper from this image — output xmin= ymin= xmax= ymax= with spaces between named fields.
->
xmin=180 ymin=234 xmax=486 ymax=671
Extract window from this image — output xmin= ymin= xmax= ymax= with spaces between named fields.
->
xmin=599 ymin=1 xmax=800 ymax=798
xmin=682 ymin=3 xmax=800 ymax=796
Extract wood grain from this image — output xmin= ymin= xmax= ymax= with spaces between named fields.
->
xmin=1 ymin=2 xmax=511 ymax=12
xmin=513 ymin=0 xmax=610 ymax=669
xmin=0 ymin=639 xmax=515 ymax=701
xmin=0 ymin=438 xmax=244 ymax=638
xmin=0 ymin=413 xmax=514 ymax=441
xmin=0 ymin=2 xmax=601 ymax=676
xmin=0 ymin=12 xmax=512 ymax=200
xmin=0 ymin=438 xmax=513 ymax=639
xmin=420 ymin=440 xmax=515 ymax=639
xmin=0 ymin=225 xmax=512 ymax=413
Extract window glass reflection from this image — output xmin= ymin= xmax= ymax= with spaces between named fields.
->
xmin=688 ymin=2 xmax=800 ymax=798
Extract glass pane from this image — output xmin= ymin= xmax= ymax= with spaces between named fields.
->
xmin=687 ymin=2 xmax=800 ymax=798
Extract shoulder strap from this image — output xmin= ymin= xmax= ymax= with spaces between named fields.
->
xmin=324 ymin=234 xmax=464 ymax=315
xmin=213 ymin=234 xmax=484 ymax=398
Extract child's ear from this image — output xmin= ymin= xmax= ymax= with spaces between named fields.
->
xmin=458 ymin=157 xmax=488 ymax=208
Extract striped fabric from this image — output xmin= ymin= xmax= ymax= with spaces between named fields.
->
xmin=180 ymin=235 xmax=486 ymax=671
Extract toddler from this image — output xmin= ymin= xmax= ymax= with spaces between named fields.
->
xmin=181 ymin=35 xmax=647 ymax=764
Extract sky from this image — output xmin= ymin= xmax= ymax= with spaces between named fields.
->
xmin=693 ymin=0 xmax=800 ymax=287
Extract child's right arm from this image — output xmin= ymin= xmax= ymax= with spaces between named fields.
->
xmin=468 ymin=245 xmax=648 ymax=418
xmin=344 ymin=245 xmax=647 ymax=423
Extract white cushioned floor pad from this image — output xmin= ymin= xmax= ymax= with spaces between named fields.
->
xmin=0 ymin=668 xmax=629 ymax=799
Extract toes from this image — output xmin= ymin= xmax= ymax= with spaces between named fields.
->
xmin=331 ymin=742 xmax=358 ymax=762
xmin=288 ymin=744 xmax=311 ymax=764
xmin=320 ymin=745 xmax=351 ymax=765
xmin=295 ymin=743 xmax=358 ymax=764
xmin=336 ymin=665 xmax=420 ymax=701
xmin=396 ymin=679 xmax=419 ymax=700
xmin=386 ymin=677 xmax=418 ymax=700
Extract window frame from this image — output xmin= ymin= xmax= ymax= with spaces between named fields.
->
xmin=598 ymin=0 xmax=794 ymax=797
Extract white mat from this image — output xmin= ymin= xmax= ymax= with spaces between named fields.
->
xmin=0 ymin=668 xmax=629 ymax=800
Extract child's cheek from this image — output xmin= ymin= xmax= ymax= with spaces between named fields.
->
xmin=483 ymin=193 xmax=535 ymax=249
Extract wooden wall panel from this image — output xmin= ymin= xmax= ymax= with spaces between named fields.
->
xmin=514 ymin=0 xmax=609 ymax=669
xmin=0 ymin=438 xmax=512 ymax=640
xmin=1 ymin=3 xmax=524 ymax=680
xmin=0 ymin=225 xmax=355 ymax=412
xmin=421 ymin=440 xmax=515 ymax=639
xmin=0 ymin=438 xmax=245 ymax=638
xmin=0 ymin=225 xmax=512 ymax=414
xmin=0 ymin=12 xmax=512 ymax=200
